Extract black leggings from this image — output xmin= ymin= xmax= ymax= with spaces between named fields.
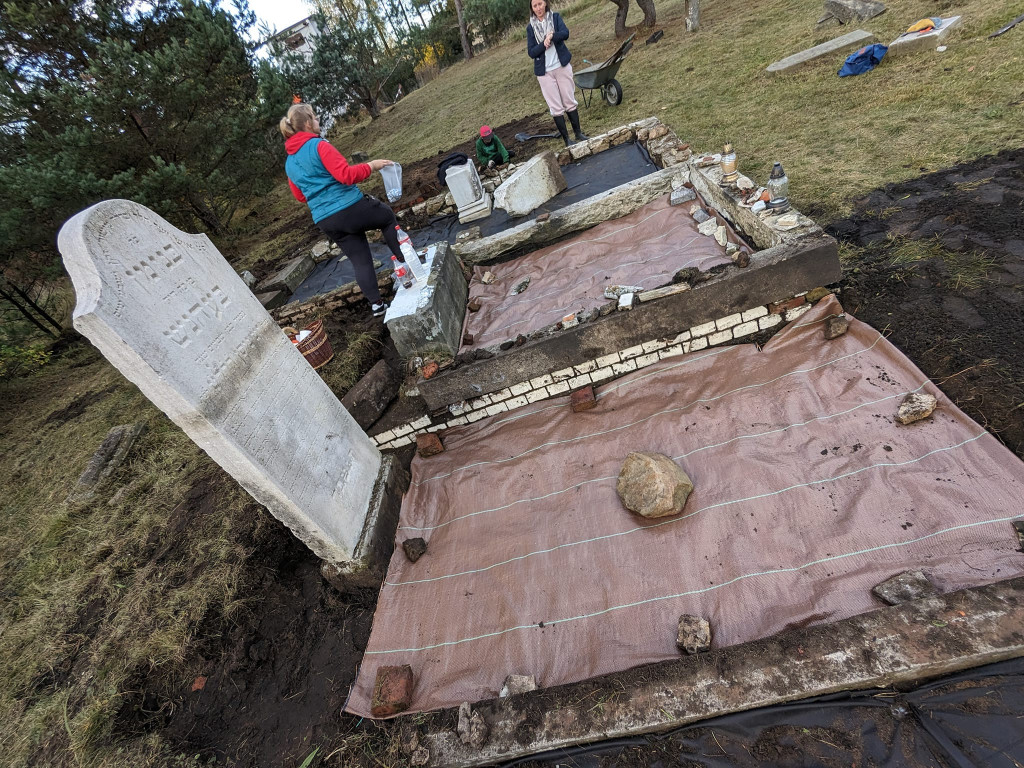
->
xmin=317 ymin=196 xmax=404 ymax=305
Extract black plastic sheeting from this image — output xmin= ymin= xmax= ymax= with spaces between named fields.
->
xmin=509 ymin=658 xmax=1024 ymax=767
xmin=288 ymin=142 xmax=656 ymax=304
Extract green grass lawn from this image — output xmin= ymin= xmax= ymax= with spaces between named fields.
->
xmin=332 ymin=0 xmax=1024 ymax=221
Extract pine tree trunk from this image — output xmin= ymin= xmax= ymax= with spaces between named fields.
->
xmin=452 ymin=0 xmax=473 ymax=59
xmin=609 ymin=0 xmax=630 ymax=38
xmin=1 ymin=277 xmax=61 ymax=332
xmin=186 ymin=192 xmax=224 ymax=234
xmin=0 ymin=285 xmax=57 ymax=338
xmin=635 ymin=0 xmax=656 ymax=28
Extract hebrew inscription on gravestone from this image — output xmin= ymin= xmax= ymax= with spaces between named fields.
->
xmin=58 ymin=200 xmax=381 ymax=565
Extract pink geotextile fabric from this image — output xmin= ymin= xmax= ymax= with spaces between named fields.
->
xmin=460 ymin=194 xmax=740 ymax=350
xmin=347 ymin=295 xmax=1024 ymax=718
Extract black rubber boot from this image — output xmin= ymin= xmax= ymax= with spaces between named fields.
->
xmin=553 ymin=114 xmax=571 ymax=146
xmin=567 ymin=109 xmax=589 ymax=141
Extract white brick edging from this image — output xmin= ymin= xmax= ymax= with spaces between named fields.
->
xmin=371 ymin=294 xmax=815 ymax=450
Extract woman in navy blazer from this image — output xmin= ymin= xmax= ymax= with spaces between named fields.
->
xmin=527 ymin=0 xmax=588 ymax=146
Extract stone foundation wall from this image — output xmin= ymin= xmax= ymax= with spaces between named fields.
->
xmin=371 ymin=291 xmax=824 ymax=450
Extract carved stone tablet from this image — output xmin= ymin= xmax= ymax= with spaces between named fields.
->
xmin=58 ymin=200 xmax=381 ymax=565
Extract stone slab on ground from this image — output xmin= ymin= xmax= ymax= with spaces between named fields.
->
xmin=872 ymin=570 xmax=939 ymax=605
xmin=493 ymin=151 xmax=567 ymax=218
xmin=766 ymin=30 xmax=875 ymax=73
xmin=59 ymin=200 xmax=382 ymax=568
xmin=385 ymin=241 xmax=469 ymax=360
xmin=67 ymin=422 xmax=146 ymax=502
xmin=824 ymin=0 xmax=886 ymax=24
xmin=257 ymin=289 xmax=289 ymax=310
xmin=341 ymin=359 xmax=400 ymax=430
xmin=887 ymin=16 xmax=961 ymax=56
xmin=407 ymin=577 xmax=1024 ymax=767
xmin=256 ymin=253 xmax=316 ymax=293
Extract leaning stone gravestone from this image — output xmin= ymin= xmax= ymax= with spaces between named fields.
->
xmin=58 ymin=200 xmax=384 ymax=571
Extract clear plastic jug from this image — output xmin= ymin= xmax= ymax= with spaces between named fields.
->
xmin=380 ymin=162 xmax=403 ymax=203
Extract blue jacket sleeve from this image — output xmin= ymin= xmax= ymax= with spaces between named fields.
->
xmin=551 ymin=13 xmax=569 ymax=43
xmin=527 ymin=25 xmax=545 ymax=60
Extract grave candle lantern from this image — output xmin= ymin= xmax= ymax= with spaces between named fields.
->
xmin=720 ymin=143 xmax=738 ymax=184
xmin=767 ymin=161 xmax=790 ymax=212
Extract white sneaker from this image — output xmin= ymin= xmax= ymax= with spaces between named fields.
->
xmin=372 ymin=302 xmax=388 ymax=317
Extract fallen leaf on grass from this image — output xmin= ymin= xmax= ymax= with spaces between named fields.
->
xmin=191 ymin=676 xmax=207 ymax=691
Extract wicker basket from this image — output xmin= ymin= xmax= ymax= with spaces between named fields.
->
xmin=295 ymin=320 xmax=334 ymax=370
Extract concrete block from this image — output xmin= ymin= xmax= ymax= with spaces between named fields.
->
xmin=385 ymin=242 xmax=468 ymax=360
xmin=256 ymin=253 xmax=316 ymax=293
xmin=493 ymin=151 xmax=567 ymax=218
xmin=733 ymin=320 xmax=759 ymax=337
xmin=887 ymin=16 xmax=961 ymax=56
xmin=766 ymin=30 xmax=875 ymax=73
xmin=741 ymin=306 xmax=769 ymax=322
xmin=824 ymin=0 xmax=886 ymax=24
xmin=716 ymin=313 xmax=742 ymax=330
xmin=708 ymin=329 xmax=733 ymax=346
xmin=257 ymin=289 xmax=289 ymax=310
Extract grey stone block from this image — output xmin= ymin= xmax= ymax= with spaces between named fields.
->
xmin=823 ymin=0 xmax=886 ymax=24
xmin=385 ymin=241 xmax=468 ymax=360
xmin=767 ymin=30 xmax=875 ymax=73
xmin=257 ymin=289 xmax=289 ymax=310
xmin=887 ymin=16 xmax=961 ymax=56
xmin=256 ymin=253 xmax=316 ymax=293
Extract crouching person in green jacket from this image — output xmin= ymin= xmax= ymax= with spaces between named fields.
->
xmin=476 ymin=125 xmax=515 ymax=169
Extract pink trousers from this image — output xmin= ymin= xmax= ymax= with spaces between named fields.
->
xmin=537 ymin=64 xmax=578 ymax=116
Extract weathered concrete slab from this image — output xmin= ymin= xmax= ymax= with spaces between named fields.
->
xmin=257 ymin=289 xmax=288 ymax=310
xmin=405 ymin=577 xmax=1024 ymax=767
xmin=418 ymin=234 xmax=841 ymax=409
xmin=321 ymin=453 xmax=410 ymax=590
xmin=58 ymin=200 xmax=382 ymax=568
xmin=256 ymin=252 xmax=315 ymax=293
xmin=67 ymin=422 xmax=146 ymax=502
xmin=385 ymin=241 xmax=468 ymax=360
xmin=824 ymin=0 xmax=886 ymax=24
xmin=888 ymin=16 xmax=961 ymax=56
xmin=493 ymin=151 xmax=567 ymax=217
xmin=454 ymin=165 xmax=688 ymax=265
xmin=767 ymin=30 xmax=875 ymax=73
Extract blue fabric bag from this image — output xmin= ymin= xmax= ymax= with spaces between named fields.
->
xmin=838 ymin=44 xmax=888 ymax=77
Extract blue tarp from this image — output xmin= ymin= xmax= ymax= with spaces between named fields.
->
xmin=838 ymin=43 xmax=888 ymax=77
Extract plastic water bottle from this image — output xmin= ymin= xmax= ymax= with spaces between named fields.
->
xmin=396 ymin=227 xmax=425 ymax=281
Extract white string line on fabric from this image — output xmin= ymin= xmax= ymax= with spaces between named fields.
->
xmin=489 ymin=207 xmax=675 ymax=285
xmin=413 ymin=332 xmax=887 ymax=488
xmin=496 ymin=218 xmax=701 ymax=310
xmin=399 ymin=382 xmax=929 ymax=534
xmin=485 ymin=237 xmax=705 ymax=340
xmin=371 ymin=488 xmax=1016 ymax=654
xmin=387 ymin=430 xmax=979 ymax=587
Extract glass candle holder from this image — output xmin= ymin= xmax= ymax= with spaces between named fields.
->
xmin=720 ymin=143 xmax=738 ymax=183
xmin=767 ymin=162 xmax=790 ymax=212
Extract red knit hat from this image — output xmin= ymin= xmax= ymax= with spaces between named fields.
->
xmin=480 ymin=125 xmax=492 ymax=137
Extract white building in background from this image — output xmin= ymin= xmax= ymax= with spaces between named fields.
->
xmin=267 ymin=16 xmax=320 ymax=60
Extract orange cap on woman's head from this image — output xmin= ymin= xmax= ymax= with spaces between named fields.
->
xmin=480 ymin=125 xmax=492 ymax=137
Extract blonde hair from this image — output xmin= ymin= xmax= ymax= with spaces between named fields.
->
xmin=279 ymin=103 xmax=317 ymax=139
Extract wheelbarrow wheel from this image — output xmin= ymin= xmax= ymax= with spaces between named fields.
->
xmin=602 ymin=79 xmax=623 ymax=106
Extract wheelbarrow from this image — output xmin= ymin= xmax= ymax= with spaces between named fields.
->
xmin=573 ymin=33 xmax=635 ymax=107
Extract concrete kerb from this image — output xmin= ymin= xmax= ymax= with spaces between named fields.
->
xmin=402 ymin=577 xmax=1024 ymax=767
xmin=321 ymin=452 xmax=410 ymax=592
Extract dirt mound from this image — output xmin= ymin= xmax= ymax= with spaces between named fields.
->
xmin=832 ymin=147 xmax=1024 ymax=457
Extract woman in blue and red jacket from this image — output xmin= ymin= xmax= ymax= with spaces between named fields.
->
xmin=281 ymin=103 xmax=404 ymax=317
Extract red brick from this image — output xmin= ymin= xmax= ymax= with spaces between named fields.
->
xmin=768 ymin=296 xmax=806 ymax=314
xmin=371 ymin=665 xmax=414 ymax=717
xmin=570 ymin=386 xmax=597 ymax=413
xmin=416 ymin=433 xmax=444 ymax=458
xmin=421 ymin=361 xmax=439 ymax=379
